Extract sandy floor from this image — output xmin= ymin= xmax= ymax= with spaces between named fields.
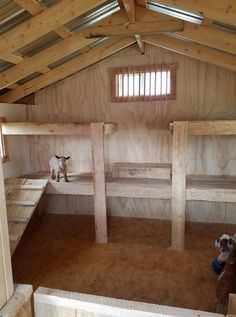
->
xmin=12 ymin=215 xmax=236 ymax=313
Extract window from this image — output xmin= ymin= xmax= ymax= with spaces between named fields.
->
xmin=110 ymin=64 xmax=177 ymax=102
xmin=0 ymin=117 xmax=8 ymax=163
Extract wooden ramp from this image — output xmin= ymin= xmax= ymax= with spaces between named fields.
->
xmin=4 ymin=178 xmax=48 ymax=255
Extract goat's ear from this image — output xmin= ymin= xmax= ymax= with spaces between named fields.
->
xmin=65 ymin=156 xmax=70 ymax=160
xmin=55 ymin=155 xmax=60 ymax=159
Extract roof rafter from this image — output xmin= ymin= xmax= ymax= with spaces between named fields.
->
xmin=149 ymin=0 xmax=236 ymax=27
xmin=0 ymin=37 xmax=136 ymax=103
xmin=0 ymin=10 xmax=128 ymax=89
xmin=173 ymin=21 xmax=236 ymax=55
xmin=144 ymin=34 xmax=236 ymax=72
xmin=0 ymin=0 xmax=107 ymax=55
xmin=14 ymin=0 xmax=72 ymax=39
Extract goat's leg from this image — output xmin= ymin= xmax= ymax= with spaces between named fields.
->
xmin=63 ymin=172 xmax=69 ymax=182
xmin=51 ymin=169 xmax=55 ymax=180
xmin=56 ymin=173 xmax=60 ymax=182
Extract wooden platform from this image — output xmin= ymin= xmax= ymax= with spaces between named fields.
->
xmin=25 ymin=172 xmax=236 ymax=202
xmin=4 ymin=178 xmax=48 ymax=255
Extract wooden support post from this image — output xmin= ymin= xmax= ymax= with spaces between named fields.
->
xmin=171 ymin=121 xmax=188 ymax=250
xmin=0 ymin=157 xmax=14 ymax=308
xmin=91 ymin=123 xmax=107 ymax=243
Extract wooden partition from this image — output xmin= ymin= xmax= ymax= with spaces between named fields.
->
xmin=171 ymin=120 xmax=236 ymax=250
xmin=2 ymin=121 xmax=117 ymax=243
xmin=34 ymin=287 xmax=224 ymax=317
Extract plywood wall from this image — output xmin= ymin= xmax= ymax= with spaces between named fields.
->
xmin=30 ymin=43 xmax=236 ymax=223
xmin=0 ymin=103 xmax=31 ymax=178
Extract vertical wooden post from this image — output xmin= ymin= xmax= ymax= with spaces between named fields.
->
xmin=171 ymin=121 xmax=188 ymax=250
xmin=0 ymin=155 xmax=14 ymax=308
xmin=91 ymin=123 xmax=107 ymax=243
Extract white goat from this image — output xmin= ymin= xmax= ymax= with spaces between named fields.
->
xmin=49 ymin=155 xmax=70 ymax=182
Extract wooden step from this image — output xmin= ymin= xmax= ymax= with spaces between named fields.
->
xmin=5 ymin=178 xmax=48 ymax=255
xmin=112 ymin=162 xmax=172 ymax=180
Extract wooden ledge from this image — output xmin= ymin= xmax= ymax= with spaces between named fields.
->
xmin=1 ymin=122 xmax=117 ymax=136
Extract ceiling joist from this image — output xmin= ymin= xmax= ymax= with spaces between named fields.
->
xmin=0 ymin=37 xmax=136 ymax=103
xmin=144 ymin=34 xmax=236 ymax=73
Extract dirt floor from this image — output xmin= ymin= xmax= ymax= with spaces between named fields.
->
xmin=12 ymin=214 xmax=236 ymax=313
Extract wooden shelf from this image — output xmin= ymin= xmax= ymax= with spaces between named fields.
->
xmin=25 ymin=172 xmax=236 ymax=202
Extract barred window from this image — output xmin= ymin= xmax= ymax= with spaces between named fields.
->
xmin=0 ymin=117 xmax=8 ymax=163
xmin=110 ymin=64 xmax=177 ymax=102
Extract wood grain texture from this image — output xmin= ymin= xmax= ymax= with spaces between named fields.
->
xmin=171 ymin=121 xmax=187 ymax=249
xmin=30 ymin=43 xmax=236 ymax=223
xmin=34 ymin=286 xmax=224 ymax=317
xmin=0 ymin=103 xmax=31 ymax=179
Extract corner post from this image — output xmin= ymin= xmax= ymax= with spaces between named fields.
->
xmin=0 ymin=154 xmax=14 ymax=308
xmin=171 ymin=121 xmax=188 ymax=250
xmin=91 ymin=123 xmax=107 ymax=243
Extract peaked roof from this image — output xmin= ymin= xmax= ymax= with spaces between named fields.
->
xmin=0 ymin=0 xmax=235 ymax=103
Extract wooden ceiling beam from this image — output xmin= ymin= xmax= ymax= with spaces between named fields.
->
xmin=14 ymin=0 xmax=72 ymax=39
xmin=0 ymin=0 xmax=107 ymax=55
xmin=85 ymin=19 xmax=183 ymax=37
xmin=0 ymin=53 xmax=23 ymax=64
xmin=144 ymin=34 xmax=236 ymax=72
xmin=0 ymin=37 xmax=136 ymax=103
xmin=121 ymin=0 xmax=145 ymax=54
xmin=121 ymin=0 xmax=136 ymax=22
xmin=149 ymin=0 xmax=236 ymax=27
xmin=174 ymin=21 xmax=236 ymax=55
xmin=0 ymin=10 xmax=127 ymax=89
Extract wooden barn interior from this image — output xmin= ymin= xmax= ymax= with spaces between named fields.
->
xmin=0 ymin=0 xmax=236 ymax=316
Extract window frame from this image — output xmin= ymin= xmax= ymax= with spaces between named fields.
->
xmin=0 ymin=117 xmax=9 ymax=163
xmin=109 ymin=64 xmax=177 ymax=103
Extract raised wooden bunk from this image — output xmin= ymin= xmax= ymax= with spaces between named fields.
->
xmin=2 ymin=120 xmax=236 ymax=252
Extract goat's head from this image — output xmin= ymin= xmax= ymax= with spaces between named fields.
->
xmin=214 ymin=234 xmax=236 ymax=253
xmin=55 ymin=155 xmax=70 ymax=169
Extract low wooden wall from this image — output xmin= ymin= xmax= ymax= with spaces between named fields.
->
xmin=0 ymin=284 xmax=33 ymax=317
xmin=34 ymin=287 xmax=224 ymax=317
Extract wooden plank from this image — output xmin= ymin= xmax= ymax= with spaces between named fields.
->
xmin=45 ymin=176 xmax=172 ymax=199
xmin=112 ymin=163 xmax=172 ymax=179
xmin=0 ymin=0 xmax=107 ymax=55
xmin=0 ymin=157 xmax=14 ymax=308
xmin=34 ymin=286 xmax=224 ymax=317
xmin=143 ymin=34 xmax=236 ymax=73
xmin=0 ymin=29 xmax=96 ymax=89
xmin=1 ymin=123 xmax=117 ymax=136
xmin=0 ymin=37 xmax=135 ymax=103
xmin=0 ymin=284 xmax=33 ymax=317
xmin=0 ymin=52 xmax=23 ymax=64
xmin=6 ymin=200 xmax=36 ymax=206
xmin=14 ymin=0 xmax=72 ymax=40
xmin=174 ymin=21 xmax=236 ymax=56
xmin=85 ymin=20 xmax=184 ymax=38
xmin=135 ymin=34 xmax=145 ymax=54
xmin=171 ymin=121 xmax=188 ymax=250
xmin=228 ymin=294 xmax=236 ymax=315
xmin=2 ymin=123 xmax=91 ymax=136
xmin=149 ymin=0 xmax=236 ymax=27
xmin=121 ymin=0 xmax=136 ymax=22
xmin=91 ymin=123 xmax=107 ymax=243
xmin=5 ymin=185 xmax=45 ymax=190
xmin=187 ymin=120 xmax=236 ymax=135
